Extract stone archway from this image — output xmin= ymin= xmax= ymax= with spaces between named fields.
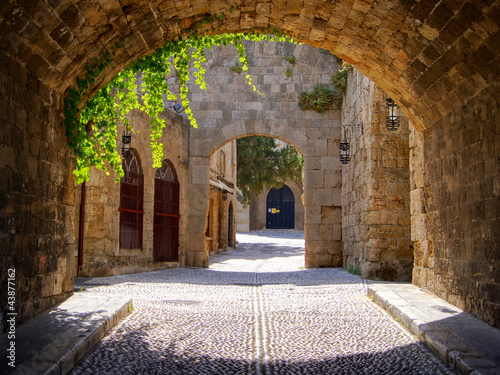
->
xmin=187 ymin=118 xmax=341 ymax=269
xmin=1 ymin=1 xmax=498 ymax=328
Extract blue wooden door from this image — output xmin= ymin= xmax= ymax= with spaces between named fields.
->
xmin=266 ymin=186 xmax=294 ymax=229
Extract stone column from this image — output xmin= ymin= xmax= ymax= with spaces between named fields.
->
xmin=303 ymin=138 xmax=343 ymax=268
xmin=186 ymin=155 xmax=210 ymax=267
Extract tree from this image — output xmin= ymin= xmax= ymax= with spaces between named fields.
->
xmin=237 ymin=136 xmax=303 ymax=205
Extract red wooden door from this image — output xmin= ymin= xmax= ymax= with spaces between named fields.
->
xmin=120 ymin=151 xmax=144 ymax=249
xmin=153 ymin=162 xmax=180 ymax=262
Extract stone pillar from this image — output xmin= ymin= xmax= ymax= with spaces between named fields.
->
xmin=186 ymin=155 xmax=210 ymax=267
xmin=303 ymin=133 xmax=343 ymax=268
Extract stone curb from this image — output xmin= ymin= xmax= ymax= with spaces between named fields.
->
xmin=367 ymin=284 xmax=500 ymax=375
xmin=8 ymin=295 xmax=132 ymax=375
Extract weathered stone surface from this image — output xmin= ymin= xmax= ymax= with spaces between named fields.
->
xmin=1 ymin=0 xmax=499 ymax=334
xmin=342 ymin=69 xmax=413 ymax=282
xmin=78 ymin=109 xmax=190 ymax=278
xmin=412 ymin=83 xmax=500 ymax=329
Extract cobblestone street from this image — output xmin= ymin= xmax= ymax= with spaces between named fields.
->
xmin=72 ymin=231 xmax=453 ymax=375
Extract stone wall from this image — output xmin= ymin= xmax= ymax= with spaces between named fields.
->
xmin=0 ymin=0 xmax=498 ymax=332
xmin=236 ymin=200 xmax=250 ymax=233
xmin=411 ymin=84 xmax=500 ymax=327
xmin=0 ymin=56 xmax=74 ymax=331
xmin=175 ymin=41 xmax=344 ymax=268
xmin=342 ymin=69 xmax=413 ymax=281
xmin=78 ymin=109 xmax=190 ymax=277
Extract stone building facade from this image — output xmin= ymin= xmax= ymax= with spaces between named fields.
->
xmin=206 ymin=141 xmax=238 ymax=254
xmin=75 ymin=109 xmax=238 ymax=277
xmin=75 ymin=109 xmax=191 ymax=277
xmin=1 ymin=1 xmax=499 ymax=330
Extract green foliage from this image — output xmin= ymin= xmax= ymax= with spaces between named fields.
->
xmin=286 ymin=66 xmax=292 ymax=78
xmin=285 ymin=55 xmax=296 ymax=64
xmin=298 ymin=84 xmax=342 ymax=113
xmin=64 ymin=12 xmax=296 ymax=183
xmin=230 ymin=60 xmax=243 ymax=73
xmin=237 ymin=136 xmax=303 ymax=205
xmin=347 ymin=264 xmax=362 ymax=276
xmin=330 ymin=68 xmax=348 ymax=94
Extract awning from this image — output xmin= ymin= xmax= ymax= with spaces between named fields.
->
xmin=209 ymin=179 xmax=234 ymax=194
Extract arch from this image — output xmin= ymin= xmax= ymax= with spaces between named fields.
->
xmin=120 ymin=149 xmax=144 ymax=249
xmin=153 ymin=159 xmax=180 ymax=262
xmin=2 ymin=0 xmax=499 ymax=330
xmin=201 ymin=120 xmax=309 ymax=159
xmin=266 ymin=185 xmax=295 ymax=230
xmin=3 ymin=1 xmax=497 ymax=133
xmin=155 ymin=159 xmax=178 ymax=183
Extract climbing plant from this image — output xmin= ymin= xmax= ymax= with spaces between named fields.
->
xmin=298 ymin=84 xmax=340 ymax=113
xmin=64 ymin=11 xmax=296 ymax=183
xmin=237 ymin=136 xmax=303 ymax=205
xmin=330 ymin=67 xmax=349 ymax=94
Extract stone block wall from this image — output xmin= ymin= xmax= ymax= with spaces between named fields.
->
xmin=342 ymin=70 xmax=413 ymax=281
xmin=236 ymin=199 xmax=250 ymax=233
xmin=179 ymin=41 xmax=344 ymax=268
xmin=78 ymin=109 xmax=190 ymax=277
xmin=0 ymin=57 xmax=74 ymax=332
xmin=412 ymin=84 xmax=500 ymax=327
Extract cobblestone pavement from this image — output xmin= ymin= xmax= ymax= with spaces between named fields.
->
xmin=72 ymin=231 xmax=454 ymax=375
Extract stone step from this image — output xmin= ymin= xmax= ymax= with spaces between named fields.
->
xmin=0 ymin=294 xmax=132 ymax=375
xmin=367 ymin=282 xmax=500 ymax=375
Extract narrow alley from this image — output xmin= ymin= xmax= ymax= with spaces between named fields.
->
xmin=71 ymin=231 xmax=452 ymax=374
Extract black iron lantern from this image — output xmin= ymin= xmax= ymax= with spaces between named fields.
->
xmin=340 ymin=140 xmax=350 ymax=164
xmin=339 ymin=122 xmax=362 ymax=165
xmin=340 ymin=127 xmax=350 ymax=165
xmin=386 ymin=97 xmax=400 ymax=131
xmin=122 ymin=131 xmax=132 ymax=158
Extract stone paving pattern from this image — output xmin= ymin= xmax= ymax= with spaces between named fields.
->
xmin=71 ymin=231 xmax=453 ymax=374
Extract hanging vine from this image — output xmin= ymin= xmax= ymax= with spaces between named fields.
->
xmin=64 ymin=12 xmax=296 ymax=183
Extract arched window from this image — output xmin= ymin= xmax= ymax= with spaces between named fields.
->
xmin=153 ymin=160 xmax=180 ymax=262
xmin=119 ymin=149 xmax=144 ymax=249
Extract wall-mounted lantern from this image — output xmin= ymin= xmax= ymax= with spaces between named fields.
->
xmin=385 ymin=97 xmax=400 ymax=131
xmin=122 ymin=131 xmax=132 ymax=159
xmin=340 ymin=137 xmax=350 ymax=165
xmin=339 ymin=122 xmax=363 ymax=165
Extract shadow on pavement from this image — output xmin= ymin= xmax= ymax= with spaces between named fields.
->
xmin=71 ymin=323 xmax=453 ymax=375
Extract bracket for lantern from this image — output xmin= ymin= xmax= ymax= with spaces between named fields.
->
xmin=386 ymin=97 xmax=400 ymax=131
xmin=122 ymin=131 xmax=132 ymax=159
xmin=339 ymin=122 xmax=363 ymax=165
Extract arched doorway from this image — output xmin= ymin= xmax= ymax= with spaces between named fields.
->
xmin=266 ymin=186 xmax=295 ymax=230
xmin=120 ymin=149 xmax=144 ymax=249
xmin=153 ymin=160 xmax=180 ymax=262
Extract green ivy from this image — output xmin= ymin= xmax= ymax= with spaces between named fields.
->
xmin=64 ymin=13 xmax=296 ymax=183
xmin=330 ymin=67 xmax=349 ymax=94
